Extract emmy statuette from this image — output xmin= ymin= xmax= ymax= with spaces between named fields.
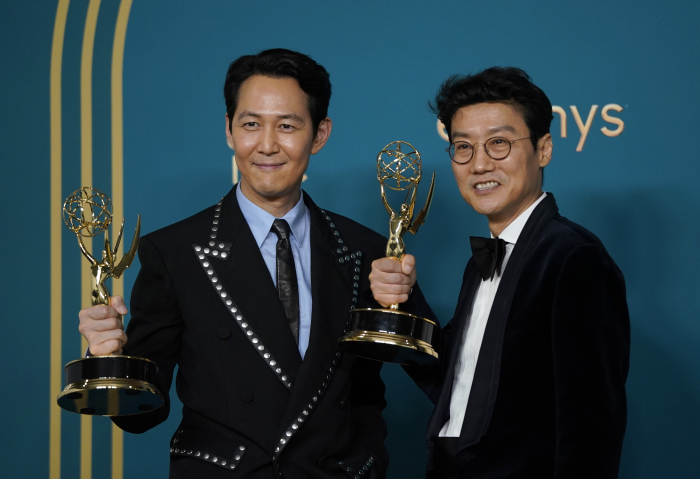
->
xmin=339 ymin=141 xmax=439 ymax=365
xmin=57 ymin=187 xmax=164 ymax=416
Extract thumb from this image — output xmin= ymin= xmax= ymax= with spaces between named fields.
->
xmin=110 ymin=295 xmax=128 ymax=316
xmin=401 ymin=254 xmax=416 ymax=276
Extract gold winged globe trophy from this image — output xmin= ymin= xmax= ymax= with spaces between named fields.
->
xmin=57 ymin=187 xmax=163 ymax=416
xmin=339 ymin=141 xmax=439 ymax=365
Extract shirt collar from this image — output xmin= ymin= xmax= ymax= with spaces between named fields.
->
xmin=236 ymin=185 xmax=308 ymax=248
xmin=495 ymin=192 xmax=547 ymax=244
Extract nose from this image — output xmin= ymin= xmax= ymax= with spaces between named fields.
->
xmin=470 ymin=143 xmax=495 ymax=173
xmin=258 ymin=125 xmax=279 ymax=155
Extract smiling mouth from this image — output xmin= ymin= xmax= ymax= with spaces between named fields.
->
xmin=475 ymin=181 xmax=499 ymax=191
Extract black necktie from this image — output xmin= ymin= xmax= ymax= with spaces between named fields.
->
xmin=271 ymin=219 xmax=299 ymax=344
xmin=470 ymin=236 xmax=507 ymax=281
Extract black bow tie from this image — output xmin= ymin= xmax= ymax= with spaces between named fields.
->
xmin=470 ymin=236 xmax=507 ymax=281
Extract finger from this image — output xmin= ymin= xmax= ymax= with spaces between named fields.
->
xmin=372 ymin=257 xmax=404 ymax=274
xmin=87 ymin=330 xmax=128 ymax=356
xmin=109 ymin=295 xmax=128 ymax=315
xmin=80 ymin=304 xmax=122 ymax=321
xmin=373 ymin=293 xmax=410 ymax=308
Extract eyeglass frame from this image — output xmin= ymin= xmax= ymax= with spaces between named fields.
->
xmin=446 ymin=136 xmax=531 ymax=165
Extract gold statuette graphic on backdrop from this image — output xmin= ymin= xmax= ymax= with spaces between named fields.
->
xmin=339 ymin=141 xmax=439 ymax=365
xmin=56 ymin=187 xmax=163 ymax=416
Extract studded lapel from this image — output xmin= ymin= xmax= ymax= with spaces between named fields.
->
xmin=193 ymin=187 xmax=303 ymax=390
xmin=272 ymin=193 xmax=361 ymax=457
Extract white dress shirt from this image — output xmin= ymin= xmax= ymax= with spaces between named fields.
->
xmin=236 ymin=186 xmax=313 ymax=359
xmin=439 ymin=192 xmax=547 ymax=437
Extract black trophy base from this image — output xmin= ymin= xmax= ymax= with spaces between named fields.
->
xmin=339 ymin=308 xmax=439 ymax=365
xmin=57 ymin=355 xmax=164 ymax=416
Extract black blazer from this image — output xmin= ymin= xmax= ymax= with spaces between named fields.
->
xmin=410 ymin=194 xmax=630 ymax=479
xmin=113 ymin=186 xmax=428 ymax=478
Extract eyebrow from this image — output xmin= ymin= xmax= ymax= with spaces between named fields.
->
xmin=236 ymin=110 xmax=305 ymax=123
xmin=452 ymin=124 xmax=518 ymax=140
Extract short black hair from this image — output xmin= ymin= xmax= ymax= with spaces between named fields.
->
xmin=430 ymin=67 xmax=553 ymax=151
xmin=224 ymin=48 xmax=331 ymax=136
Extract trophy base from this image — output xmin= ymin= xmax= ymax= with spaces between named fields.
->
xmin=339 ymin=308 xmax=439 ymax=365
xmin=57 ymin=355 xmax=164 ymax=416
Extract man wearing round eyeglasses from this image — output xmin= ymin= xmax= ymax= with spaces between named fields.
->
xmin=369 ymin=67 xmax=630 ymax=478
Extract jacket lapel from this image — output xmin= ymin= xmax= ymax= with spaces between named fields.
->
xmin=458 ymin=193 xmax=559 ymax=448
xmin=426 ymin=259 xmax=481 ymax=439
xmin=274 ymin=193 xmax=357 ymax=449
xmin=196 ymin=186 xmax=303 ymax=387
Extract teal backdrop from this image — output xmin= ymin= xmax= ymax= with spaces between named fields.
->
xmin=2 ymin=1 xmax=699 ymax=478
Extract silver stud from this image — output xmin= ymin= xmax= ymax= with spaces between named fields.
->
xmin=212 ymin=277 xmax=218 ymax=283
xmin=355 ymin=260 xmax=361 ymax=265
xmin=345 ymin=255 xmax=350 ymax=261
xmin=230 ymin=464 xmax=236 ymax=469
xmin=221 ymin=460 xmax=227 ymax=466
xmin=280 ymin=438 xmax=286 ymax=444
xmin=209 ymin=241 xmax=215 ymax=247
xmin=235 ymin=454 xmax=241 ymax=460
xmin=339 ymin=258 xmax=345 ymax=263
xmin=275 ymin=447 xmax=280 ymax=453
xmin=204 ymin=248 xmax=210 ymax=253
xmin=203 ymin=453 xmax=210 ymax=459
xmin=170 ymin=448 xmax=174 ymax=453
xmin=195 ymin=246 xmax=202 ymax=251
xmin=203 ymin=261 xmax=210 ymax=267
xmin=334 ymin=231 xmax=339 ymax=236
xmin=351 ymin=254 xmax=356 ymax=259
xmin=226 ymin=299 xmax=232 ymax=305
xmin=313 ymin=396 xmax=318 ymax=402
xmin=276 ymin=368 xmax=282 ymax=373
xmin=281 ymin=375 xmax=287 ymax=381
xmin=220 ymin=292 xmax=227 ymax=298
xmin=195 ymin=451 xmax=201 ymax=456
xmin=353 ymin=283 xmax=359 ymax=288
xmin=213 ymin=220 xmax=219 ymax=225
xmin=239 ymin=446 xmax=245 ymax=451
xmin=270 ymin=360 xmax=276 ymax=366
xmin=214 ymin=213 xmax=220 ymax=218
xmin=187 ymin=450 xmax=192 ymax=455
xmin=298 ymin=417 xmax=304 ymax=422
xmin=230 ymin=307 xmax=237 ymax=313
xmin=247 ymin=330 xmax=253 ymax=336
xmin=219 ymin=243 xmax=225 ymax=248
xmin=252 ymin=338 xmax=259 ymax=344
xmin=263 ymin=353 xmax=270 ymax=359
xmin=343 ymin=246 xmax=349 ymax=252
xmin=198 ymin=254 xmax=205 ymax=259
xmin=212 ymin=456 xmax=218 ymax=463
xmin=288 ymin=382 xmax=293 ymax=387
xmin=303 ymin=410 xmax=309 ymax=415
xmin=286 ymin=431 xmax=292 ymax=437
xmin=337 ymin=248 xmax=342 ymax=254
xmin=213 ymin=250 xmax=219 ymax=255
xmin=258 ymin=345 xmax=264 ymax=350
xmin=210 ymin=234 xmax=216 ymax=239
xmin=292 ymin=424 xmax=298 ymax=429
xmin=236 ymin=314 xmax=242 ymax=320
xmin=241 ymin=322 xmax=248 ymax=328
xmin=353 ymin=275 xmax=359 ymax=281
xmin=207 ymin=269 xmax=213 ymax=275
xmin=212 ymin=227 xmax=218 ymax=232
xmin=215 ymin=206 xmax=221 ymax=211
xmin=221 ymin=252 xmax=228 ymax=258
xmin=216 ymin=285 xmax=222 ymax=290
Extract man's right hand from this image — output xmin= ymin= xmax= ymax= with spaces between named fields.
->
xmin=369 ymin=255 xmax=417 ymax=308
xmin=78 ymin=295 xmax=129 ymax=355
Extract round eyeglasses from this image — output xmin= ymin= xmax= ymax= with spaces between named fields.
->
xmin=447 ymin=137 xmax=531 ymax=164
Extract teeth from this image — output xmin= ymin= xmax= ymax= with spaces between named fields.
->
xmin=476 ymin=181 xmax=498 ymax=190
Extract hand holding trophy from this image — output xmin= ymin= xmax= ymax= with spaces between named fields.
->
xmin=339 ymin=142 xmax=439 ymax=365
xmin=57 ymin=187 xmax=163 ymax=416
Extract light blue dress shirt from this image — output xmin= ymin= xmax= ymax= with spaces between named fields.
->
xmin=236 ymin=186 xmax=312 ymax=359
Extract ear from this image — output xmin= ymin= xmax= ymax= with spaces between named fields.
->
xmin=225 ymin=114 xmax=234 ymax=150
xmin=310 ymin=117 xmax=332 ymax=155
xmin=537 ymin=133 xmax=553 ymax=168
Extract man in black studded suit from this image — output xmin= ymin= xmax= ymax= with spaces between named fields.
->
xmin=78 ymin=49 xmax=432 ymax=478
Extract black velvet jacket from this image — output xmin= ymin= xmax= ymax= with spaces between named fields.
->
xmin=409 ymin=194 xmax=630 ymax=479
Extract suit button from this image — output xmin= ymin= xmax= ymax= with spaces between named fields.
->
xmin=218 ymin=328 xmax=231 ymax=340
xmin=240 ymin=390 xmax=254 ymax=403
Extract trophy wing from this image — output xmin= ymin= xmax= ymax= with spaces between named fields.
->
xmin=112 ymin=215 xmax=141 ymax=278
xmin=408 ymin=171 xmax=435 ymax=235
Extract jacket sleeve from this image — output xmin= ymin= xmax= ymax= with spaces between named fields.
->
xmin=551 ymin=243 xmax=630 ymax=478
xmin=112 ymin=236 xmax=183 ymax=434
